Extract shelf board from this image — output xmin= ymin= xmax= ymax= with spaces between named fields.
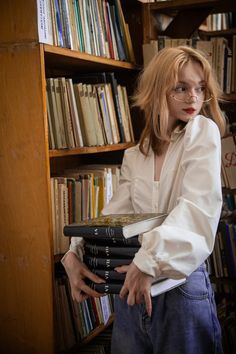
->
xmin=44 ymin=44 xmax=140 ymax=73
xmin=149 ymin=0 xmax=236 ymax=13
xmin=49 ymin=142 xmax=136 ymax=158
xmin=81 ymin=314 xmax=114 ymax=346
xmin=221 ymin=94 xmax=236 ymax=102
xmin=199 ymin=28 xmax=236 ymax=38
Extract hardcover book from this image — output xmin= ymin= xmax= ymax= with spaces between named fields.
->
xmin=84 ymin=243 xmax=140 ymax=258
xmin=63 ymin=212 xmax=166 ymax=239
xmin=91 ymin=269 xmax=126 ymax=281
xmin=84 ymin=255 xmax=132 ymax=269
xmin=88 ymin=277 xmax=186 ymax=297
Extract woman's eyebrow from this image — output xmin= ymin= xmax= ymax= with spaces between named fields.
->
xmin=177 ymin=80 xmax=206 ymax=85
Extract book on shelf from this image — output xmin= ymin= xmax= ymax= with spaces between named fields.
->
xmin=88 ymin=276 xmax=186 ymax=297
xmin=96 ymin=85 xmax=114 ymax=145
xmin=87 ymin=84 xmax=106 ymax=146
xmin=221 ymin=135 xmax=236 ymax=189
xmin=46 ymin=78 xmax=67 ymax=149
xmin=58 ymin=77 xmax=76 ymax=148
xmin=63 ymin=212 xmax=167 ymax=239
xmin=66 ymin=78 xmax=84 ymax=147
xmin=37 ymin=0 xmax=54 ymax=45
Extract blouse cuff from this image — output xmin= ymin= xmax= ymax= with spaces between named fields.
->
xmin=61 ymin=240 xmax=84 ymax=264
xmin=133 ymin=248 xmax=162 ymax=278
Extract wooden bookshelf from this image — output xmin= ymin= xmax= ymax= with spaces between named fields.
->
xmin=0 ymin=1 xmax=142 ymax=353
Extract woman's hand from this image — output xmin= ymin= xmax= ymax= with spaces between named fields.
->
xmin=62 ymin=252 xmax=105 ymax=302
xmin=115 ymin=262 xmax=153 ymax=317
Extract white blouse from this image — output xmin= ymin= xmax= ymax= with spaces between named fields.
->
xmin=65 ymin=115 xmax=222 ymax=280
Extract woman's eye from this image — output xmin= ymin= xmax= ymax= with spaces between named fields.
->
xmin=196 ymin=86 xmax=205 ymax=93
xmin=175 ymin=86 xmax=185 ymax=93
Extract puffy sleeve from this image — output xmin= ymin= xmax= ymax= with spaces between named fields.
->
xmin=62 ymin=146 xmax=136 ymax=262
xmin=133 ymin=116 xmax=223 ymax=279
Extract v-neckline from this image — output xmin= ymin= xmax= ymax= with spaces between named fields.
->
xmin=153 ymin=143 xmax=170 ymax=182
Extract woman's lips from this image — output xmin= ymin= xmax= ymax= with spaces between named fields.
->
xmin=183 ymin=108 xmax=196 ymax=114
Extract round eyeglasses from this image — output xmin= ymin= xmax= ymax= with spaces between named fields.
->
xmin=169 ymin=86 xmax=213 ymax=103
xmin=170 ymin=93 xmax=213 ymax=103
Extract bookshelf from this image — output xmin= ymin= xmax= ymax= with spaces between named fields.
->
xmin=0 ymin=1 xmax=142 ymax=353
xmin=141 ymin=1 xmax=236 ymax=353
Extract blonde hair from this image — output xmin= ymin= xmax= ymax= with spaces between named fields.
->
xmin=132 ymin=46 xmax=226 ymax=155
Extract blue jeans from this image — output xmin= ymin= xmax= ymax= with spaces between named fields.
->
xmin=111 ymin=264 xmax=223 ymax=354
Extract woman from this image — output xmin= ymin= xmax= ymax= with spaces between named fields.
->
xmin=62 ymin=46 xmax=225 ymax=354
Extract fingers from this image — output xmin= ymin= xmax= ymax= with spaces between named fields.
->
xmin=144 ymin=292 xmax=152 ymax=317
xmin=115 ymin=265 xmax=129 ymax=273
xmin=119 ymin=283 xmax=129 ymax=299
xmin=72 ymin=282 xmax=105 ymax=302
xmin=83 ymin=267 xmax=105 ymax=284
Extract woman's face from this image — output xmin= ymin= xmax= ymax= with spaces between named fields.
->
xmin=167 ymin=61 xmax=206 ymax=129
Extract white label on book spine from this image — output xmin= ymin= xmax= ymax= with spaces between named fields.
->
xmin=37 ymin=0 xmax=53 ymax=45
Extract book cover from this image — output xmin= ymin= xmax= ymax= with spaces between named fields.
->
xmin=63 ymin=212 xmax=166 ymax=239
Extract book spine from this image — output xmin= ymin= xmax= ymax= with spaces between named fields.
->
xmin=84 ymin=243 xmax=140 ymax=258
xmin=89 ymin=282 xmax=122 ymax=294
xmin=92 ymin=269 xmax=126 ymax=281
xmin=64 ymin=225 xmax=125 ymax=238
xmin=84 ymin=255 xmax=132 ymax=269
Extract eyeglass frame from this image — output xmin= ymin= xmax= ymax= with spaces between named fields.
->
xmin=169 ymin=84 xmax=213 ymax=103
xmin=169 ymin=94 xmax=213 ymax=103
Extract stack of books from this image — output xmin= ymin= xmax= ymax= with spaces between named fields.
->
xmin=64 ymin=213 xmax=186 ymax=296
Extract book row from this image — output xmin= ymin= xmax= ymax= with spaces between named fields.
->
xmin=203 ymin=13 xmax=234 ymax=32
xmin=46 ymin=73 xmax=134 ymax=149
xmin=51 ymin=165 xmax=120 ymax=254
xmin=54 ymin=274 xmax=114 ymax=352
xmin=37 ymin=0 xmax=135 ymax=62
xmin=210 ymin=221 xmax=236 ymax=279
xmin=143 ymin=36 xmax=236 ymax=94
xmin=221 ymin=135 xmax=236 ymax=190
